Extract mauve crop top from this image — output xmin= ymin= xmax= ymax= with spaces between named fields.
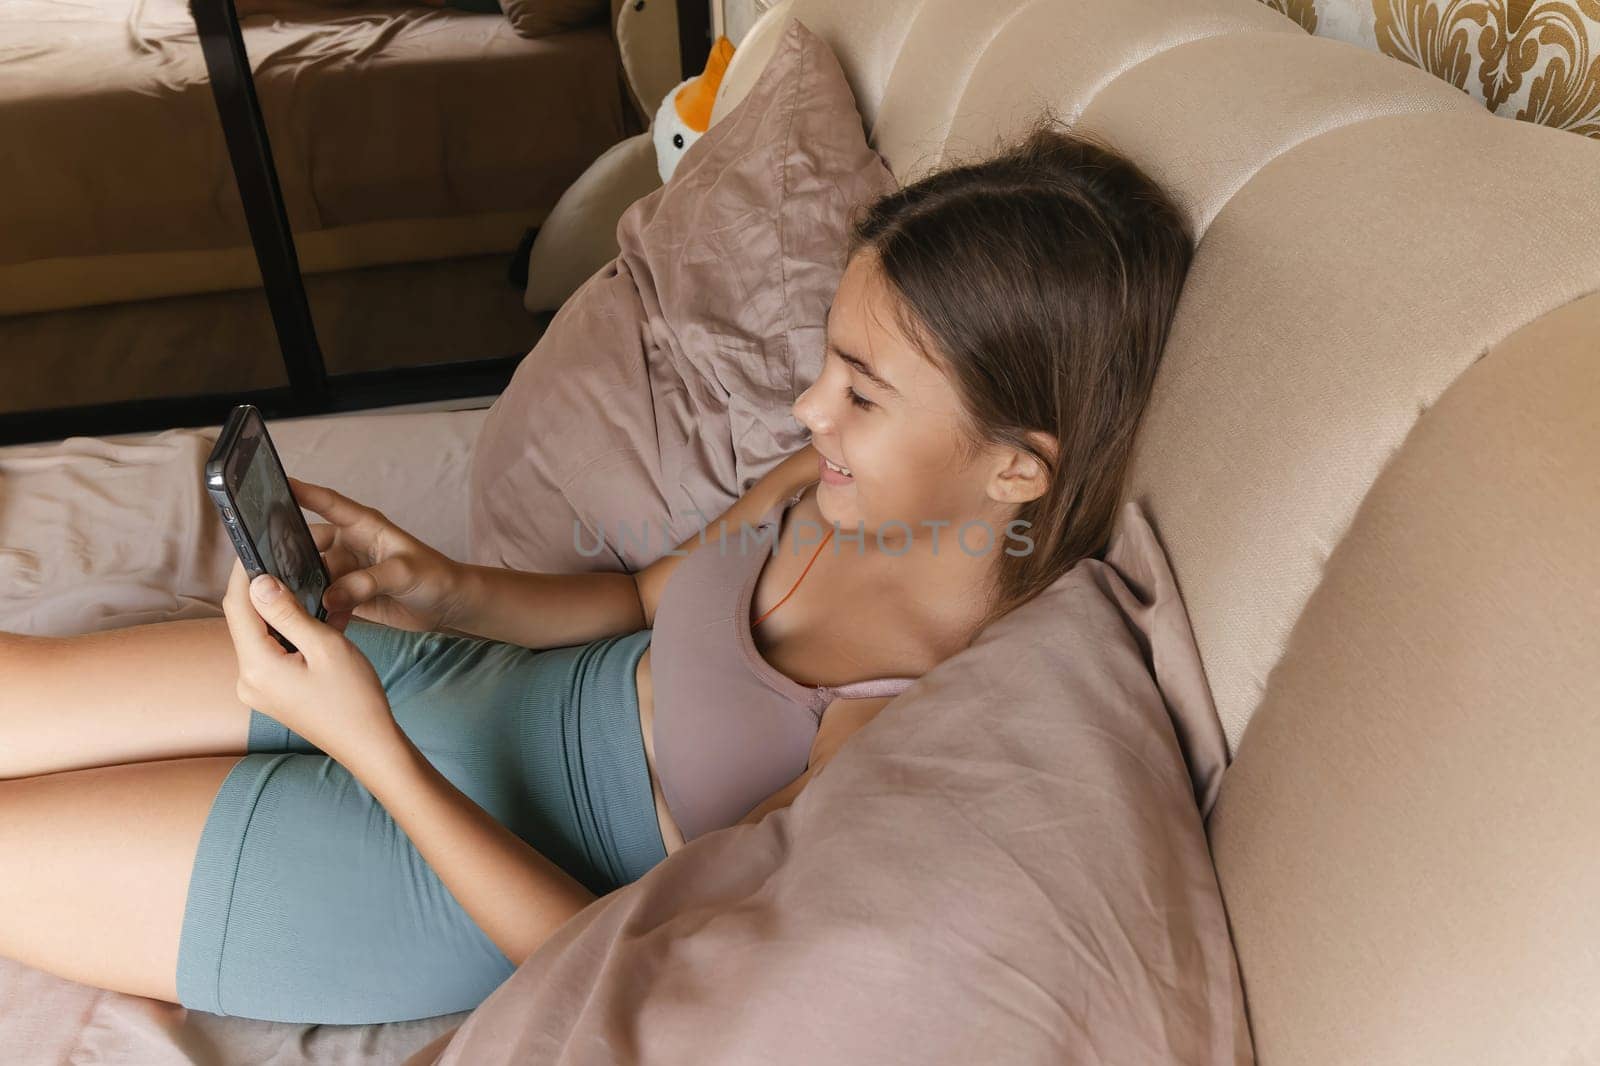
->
xmin=647 ymin=482 xmax=919 ymax=842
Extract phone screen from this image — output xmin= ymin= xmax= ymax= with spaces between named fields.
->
xmin=234 ymin=436 xmax=327 ymax=621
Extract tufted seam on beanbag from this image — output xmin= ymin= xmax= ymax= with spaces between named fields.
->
xmin=1193 ymin=107 xmax=1495 ymax=244
xmin=1314 ymin=281 xmax=1600 ymax=574
xmin=1078 ymin=27 xmax=1310 ymax=130
xmin=935 ymin=0 xmax=1042 ymax=147
xmin=925 ymin=7 xmax=1304 ymax=178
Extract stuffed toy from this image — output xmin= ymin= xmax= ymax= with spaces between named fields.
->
xmin=651 ymin=34 xmax=736 ymax=184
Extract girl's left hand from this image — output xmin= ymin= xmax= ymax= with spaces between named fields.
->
xmin=221 ymin=560 xmax=398 ymax=765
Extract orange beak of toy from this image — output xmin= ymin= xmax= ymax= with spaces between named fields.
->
xmin=673 ymin=35 xmax=736 ymax=134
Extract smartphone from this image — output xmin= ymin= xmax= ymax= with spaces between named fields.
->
xmin=204 ymin=405 xmax=331 ymax=652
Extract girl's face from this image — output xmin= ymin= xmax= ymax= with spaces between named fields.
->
xmin=792 ymin=250 xmax=1041 ymax=550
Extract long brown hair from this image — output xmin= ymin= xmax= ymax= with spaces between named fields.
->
xmin=847 ymin=111 xmax=1195 ymax=637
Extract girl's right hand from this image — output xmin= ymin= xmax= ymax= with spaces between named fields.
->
xmin=290 ymin=477 xmax=470 ymax=634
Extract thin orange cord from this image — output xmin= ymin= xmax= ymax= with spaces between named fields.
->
xmin=753 ymin=526 xmax=834 ymax=627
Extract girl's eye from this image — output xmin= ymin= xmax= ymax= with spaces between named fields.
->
xmin=844 ymin=386 xmax=875 ymax=410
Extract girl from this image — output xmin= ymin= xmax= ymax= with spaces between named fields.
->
xmin=0 ymin=118 xmax=1194 ymax=1025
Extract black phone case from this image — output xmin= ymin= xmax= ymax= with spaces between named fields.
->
xmin=203 ymin=404 xmax=331 ymax=654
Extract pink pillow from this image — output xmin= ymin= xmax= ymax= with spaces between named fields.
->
xmin=413 ymin=500 xmax=1247 ymax=1065
xmin=467 ymin=17 xmax=896 ymax=575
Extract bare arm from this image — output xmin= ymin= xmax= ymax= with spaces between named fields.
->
xmin=294 ymin=477 xmax=647 ymax=651
xmin=446 ymin=444 xmax=822 ymax=647
xmin=353 ymin=721 xmax=596 ymax=968
xmin=449 ymin=565 xmax=647 ymax=650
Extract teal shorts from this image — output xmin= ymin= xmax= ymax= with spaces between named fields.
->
xmin=174 ymin=620 xmax=663 ymax=1025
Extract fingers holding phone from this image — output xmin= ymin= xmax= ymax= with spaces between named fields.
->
xmin=305 ymin=523 xmax=359 ymax=632
xmin=309 ymin=521 xmax=363 ymax=585
xmin=290 ymin=477 xmax=467 ymax=634
xmin=205 ymin=406 xmax=333 ymax=650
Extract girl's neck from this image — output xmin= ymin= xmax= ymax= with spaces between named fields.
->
xmin=789 ymin=484 xmax=998 ymax=657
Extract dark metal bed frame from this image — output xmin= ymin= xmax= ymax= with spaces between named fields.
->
xmin=0 ymin=0 xmax=710 ymax=447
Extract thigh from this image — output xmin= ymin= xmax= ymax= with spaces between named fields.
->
xmin=5 ymin=616 xmax=435 ymax=775
xmin=240 ymin=619 xmax=495 ymax=755
xmin=0 ymin=755 xmax=240 ymax=1003
xmin=2 ymin=617 xmax=251 ymax=778
xmin=176 ymin=752 xmax=516 ymax=1024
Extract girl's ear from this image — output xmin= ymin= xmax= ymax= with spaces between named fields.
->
xmin=991 ymin=432 xmax=1057 ymax=505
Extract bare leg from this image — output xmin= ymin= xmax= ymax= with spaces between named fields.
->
xmin=0 ymin=618 xmax=253 ymax=780
xmin=0 ymin=755 xmax=240 ymax=1002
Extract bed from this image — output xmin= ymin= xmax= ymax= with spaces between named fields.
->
xmin=0 ymin=0 xmax=653 ymax=417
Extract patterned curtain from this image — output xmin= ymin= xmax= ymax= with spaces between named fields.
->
xmin=1261 ymin=0 xmax=1600 ymax=138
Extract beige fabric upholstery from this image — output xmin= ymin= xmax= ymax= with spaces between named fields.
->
xmin=1209 ymin=290 xmax=1600 ymax=1064
xmin=522 ymin=132 xmax=661 ymax=313
xmin=614 ymin=0 xmax=683 ymax=122
xmin=518 ymin=0 xmax=684 ymax=314
xmin=1110 ymin=107 xmax=1600 ymax=749
xmin=697 ymin=0 xmax=1600 ymax=1061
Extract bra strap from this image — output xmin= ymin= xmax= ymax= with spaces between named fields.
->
xmin=826 ymin=677 xmax=918 ymax=700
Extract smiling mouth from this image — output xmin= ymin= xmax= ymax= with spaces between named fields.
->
xmin=822 ymin=455 xmax=852 ymax=477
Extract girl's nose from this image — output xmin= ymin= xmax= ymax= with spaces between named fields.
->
xmin=792 ymin=383 xmax=824 ymax=435
xmin=793 ymin=375 xmax=836 ymax=435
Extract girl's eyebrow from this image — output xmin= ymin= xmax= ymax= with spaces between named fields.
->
xmin=828 ymin=342 xmax=901 ymax=397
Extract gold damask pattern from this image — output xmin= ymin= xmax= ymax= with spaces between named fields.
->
xmin=1505 ymin=0 xmax=1600 ymax=135
xmin=1264 ymin=0 xmax=1321 ymax=33
xmin=1258 ymin=0 xmax=1600 ymax=138
xmin=1374 ymin=1 xmax=1507 ymax=104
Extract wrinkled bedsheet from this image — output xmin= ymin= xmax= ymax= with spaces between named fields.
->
xmin=0 ymin=953 xmax=464 ymax=1066
xmin=0 ymin=405 xmax=488 ymax=637
xmin=1 ymin=0 xmax=627 ymax=310
xmin=0 ymin=406 xmax=488 ymax=1062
